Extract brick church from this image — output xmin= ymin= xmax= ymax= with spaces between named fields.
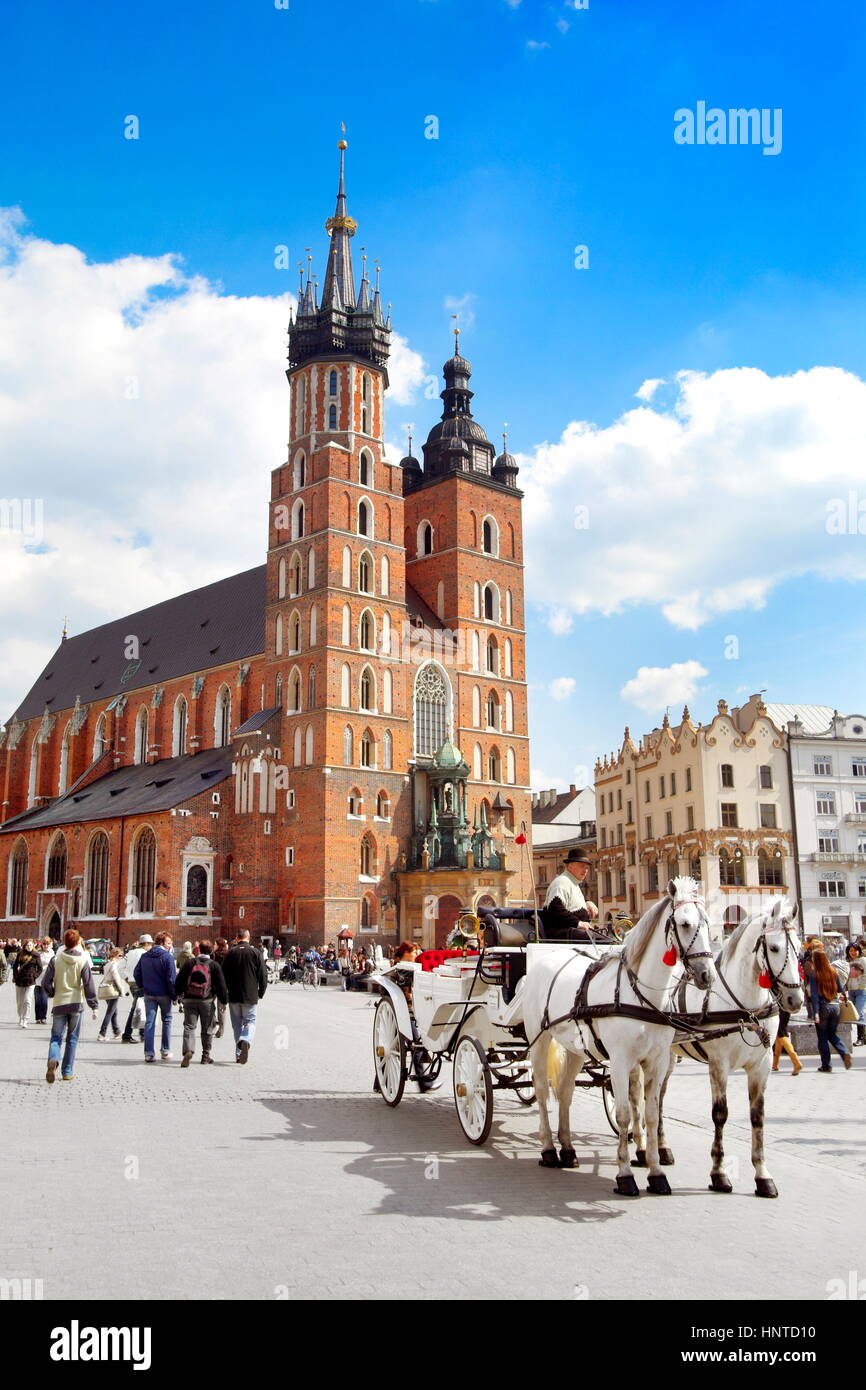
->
xmin=0 ymin=144 xmax=531 ymax=950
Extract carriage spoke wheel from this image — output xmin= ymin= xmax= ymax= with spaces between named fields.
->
xmin=373 ymin=1000 xmax=406 ymax=1107
xmin=453 ymin=1037 xmax=494 ymax=1145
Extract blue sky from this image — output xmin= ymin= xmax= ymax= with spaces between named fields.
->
xmin=1 ymin=0 xmax=864 ymax=788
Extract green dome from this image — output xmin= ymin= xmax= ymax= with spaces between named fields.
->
xmin=434 ymin=739 xmax=464 ymax=769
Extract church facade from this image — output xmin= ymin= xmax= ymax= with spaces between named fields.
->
xmin=0 ymin=146 xmax=531 ymax=950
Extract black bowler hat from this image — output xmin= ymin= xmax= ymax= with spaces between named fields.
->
xmin=564 ymin=848 xmax=591 ymax=865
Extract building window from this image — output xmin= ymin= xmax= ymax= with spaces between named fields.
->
xmin=670 ymin=771 xmax=676 ymax=796
xmin=616 ymin=788 xmax=622 ymax=811
xmin=308 ymin=668 xmax=316 ymax=708
xmin=853 ymin=758 xmax=866 ymax=778
xmin=665 ymin=811 xmax=673 ymax=836
xmin=659 ymin=776 xmax=665 ymax=798
xmin=185 ymin=864 xmax=209 ymax=914
xmin=855 ymin=793 xmax=866 ymax=814
xmin=601 ymin=827 xmax=607 ymax=849
xmin=46 ymin=833 xmax=67 ymax=889
xmin=686 ymin=805 xmax=695 ymax=830
xmin=329 ymin=369 xmax=337 ymax=396
xmin=814 ymin=756 xmax=832 ymax=776
xmin=359 ymin=552 xmax=372 ymax=594
xmin=628 ymin=847 xmax=636 ymax=867
xmin=358 ymin=500 xmax=371 ymax=537
xmin=721 ymin=764 xmax=734 ymax=788
xmin=537 ymin=864 xmax=548 ymax=887
xmin=329 ymin=404 xmax=337 ymax=429
xmin=414 ymin=663 xmax=448 ymax=758
xmin=215 ymin=687 xmax=231 ymax=747
xmin=488 ymin=747 xmax=502 ymax=782
xmin=172 ymin=697 xmax=188 ymax=757
xmin=86 ymin=832 xmax=110 ymax=915
xmin=644 ymin=782 xmax=651 ymax=802
xmin=759 ymin=804 xmax=777 ymax=829
xmin=93 ymin=714 xmax=107 ymax=762
xmin=721 ymin=803 xmax=738 ymax=828
xmin=482 ymin=518 xmax=498 ymax=555
xmin=290 ymin=554 xmax=301 ymax=596
xmin=377 ymin=791 xmax=390 ymax=819
xmin=818 ymin=830 xmax=840 ymax=852
xmin=485 ymin=691 xmax=500 ymax=729
xmin=420 ymin=521 xmax=433 ymax=555
xmin=719 ymin=847 xmax=744 ymax=886
xmin=383 ymin=730 xmax=393 ymax=770
xmin=647 ymin=861 xmax=659 ymax=893
xmin=360 ymin=835 xmax=376 ymax=877
xmin=132 ymin=828 xmax=156 ymax=914
xmin=689 ymin=854 xmax=701 ymax=881
xmin=343 ymin=726 xmax=354 ymax=764
xmin=645 ymin=815 xmax=652 ymax=839
xmin=758 ymin=848 xmax=784 ymax=887
xmin=348 ymin=788 xmax=363 ymax=816
xmin=759 ymin=765 xmax=773 ymax=789
xmin=7 ymin=840 xmax=28 ymax=916
xmin=626 ymin=800 xmax=633 ymax=824
xmin=816 ymin=790 xmax=836 ymax=816
xmin=818 ymin=876 xmax=847 ymax=898
xmin=685 ymin=767 xmax=692 ymax=792
xmin=360 ymin=611 xmax=374 ymax=651
xmin=135 ymin=707 xmax=148 ymax=764
xmin=361 ymin=730 xmax=374 ymax=768
xmin=360 ymin=451 xmax=371 ymax=486
xmin=617 ymin=823 xmax=623 ymax=845
xmin=360 ymin=667 xmax=375 ymax=712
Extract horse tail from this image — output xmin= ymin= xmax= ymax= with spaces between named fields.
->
xmin=547 ymin=1038 xmax=567 ymax=1097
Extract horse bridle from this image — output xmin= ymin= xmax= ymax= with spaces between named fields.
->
xmin=665 ymin=901 xmax=713 ymax=978
xmin=753 ymin=922 xmax=801 ymax=999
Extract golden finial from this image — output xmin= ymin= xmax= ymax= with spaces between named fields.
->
xmin=61 ymin=616 xmax=68 ymax=642
xmin=338 ymin=121 xmax=347 ymax=150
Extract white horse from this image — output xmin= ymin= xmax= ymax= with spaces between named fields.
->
xmin=656 ymin=896 xmax=803 ymax=1198
xmin=522 ymin=877 xmax=715 ymax=1196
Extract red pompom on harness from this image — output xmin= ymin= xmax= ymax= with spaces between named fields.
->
xmin=662 ymin=947 xmax=677 ymax=967
xmin=759 ymin=971 xmax=771 ymax=989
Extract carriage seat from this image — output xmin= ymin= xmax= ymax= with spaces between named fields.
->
xmin=481 ymin=908 xmax=617 ymax=947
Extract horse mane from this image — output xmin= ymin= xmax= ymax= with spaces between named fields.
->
xmin=623 ymin=896 xmax=671 ymax=974
xmin=720 ymin=897 xmax=795 ymax=966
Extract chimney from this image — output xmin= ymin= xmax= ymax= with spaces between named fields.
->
xmin=569 ymin=784 xmax=577 ymax=796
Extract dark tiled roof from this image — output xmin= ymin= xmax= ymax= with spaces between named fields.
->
xmin=405 ymin=582 xmax=444 ymax=631
xmin=532 ymin=791 xmax=587 ymax=826
xmin=11 ymin=567 xmax=266 ymax=723
xmin=0 ymin=746 xmax=233 ymax=834
xmin=234 ymin=706 xmax=282 ymax=736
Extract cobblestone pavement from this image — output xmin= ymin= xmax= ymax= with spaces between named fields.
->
xmin=1 ymin=982 xmax=863 ymax=1301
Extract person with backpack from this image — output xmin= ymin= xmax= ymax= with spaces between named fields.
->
xmin=42 ymin=928 xmax=98 ymax=1082
xmin=133 ymin=931 xmax=177 ymax=1062
xmin=174 ymin=939 xmax=227 ymax=1066
xmin=221 ymin=930 xmax=267 ymax=1064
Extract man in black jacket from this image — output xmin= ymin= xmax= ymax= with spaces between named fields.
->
xmin=221 ymin=931 xmax=268 ymax=1064
xmin=175 ymin=940 xmax=228 ymax=1067
xmin=542 ymin=848 xmax=599 ymax=941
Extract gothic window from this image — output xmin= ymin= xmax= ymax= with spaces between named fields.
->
xmin=414 ymin=663 xmax=449 ymax=758
xmin=293 ymin=452 xmax=306 ymax=491
xmin=348 ymin=788 xmax=363 ymax=815
xmin=486 ymin=636 xmax=498 ymax=674
xmin=360 ymin=834 xmax=376 ymax=877
xmin=482 ymin=517 xmax=498 ymax=555
xmin=215 ymin=686 xmax=231 ymax=747
xmin=419 ymin=521 xmax=433 ymax=555
xmin=380 ymin=555 xmax=390 ymax=596
xmin=46 ymin=832 xmax=67 ymax=889
xmin=758 ymin=847 xmax=784 ymax=887
xmin=93 ymin=713 xmax=106 ymax=761
xmin=505 ymin=590 xmax=513 ymax=625
xmin=275 ymin=673 xmax=283 ymax=709
xmin=383 ymin=730 xmax=393 ymax=770
xmin=293 ymin=726 xmax=302 ymax=766
xmin=381 ymin=611 xmax=391 ymax=656
xmin=486 ymin=691 xmax=500 ymax=729
xmin=359 ymin=552 xmax=373 ymax=593
xmin=288 ymin=669 xmax=301 ymax=714
xmin=473 ymin=744 xmax=482 ymax=780
xmin=361 ymin=405 xmax=368 ymax=433
xmin=308 ymin=549 xmax=316 ymax=588
xmin=305 ymin=725 xmax=313 ymax=764
xmin=329 ymin=405 xmax=337 ymax=429
xmin=361 ymin=730 xmax=375 ymax=768
xmin=290 ymin=553 xmax=302 ymax=596
xmin=504 ymin=638 xmax=513 ymax=677
xmin=483 ymin=584 xmax=498 ymax=622
xmin=135 ymin=707 xmax=148 ymax=764
xmin=185 ymin=864 xmax=209 ymax=914
xmin=360 ymin=450 xmax=371 ymax=485
xmin=275 ymin=615 xmax=283 ymax=656
xmin=342 ymin=546 xmax=351 ymax=588
xmin=309 ymin=605 xmax=318 ymax=646
xmin=278 ymin=557 xmax=286 ymax=599
xmin=86 ymin=831 xmax=110 ymax=915
xmin=343 ymin=726 xmax=354 ymax=764
xmin=58 ymin=724 xmax=71 ymax=796
xmin=472 ymin=686 xmax=481 ymax=727
xmin=172 ymin=697 xmax=188 ymax=757
xmin=377 ymin=791 xmax=390 ymax=819
xmin=289 ymin=611 xmax=301 ymax=653
xmin=329 ymin=370 xmax=338 ymax=396
xmin=341 ymin=664 xmax=351 ymax=707
xmin=132 ymin=828 xmax=156 ymax=914
xmin=382 ymin=668 xmax=392 ymax=714
xmin=308 ymin=667 xmax=316 ymax=708
xmin=488 ymin=746 xmax=502 ymax=782
xmin=473 ymin=582 xmax=481 ymax=619
xmin=291 ymin=500 xmax=305 ymax=540
xmin=8 ymin=839 xmax=28 ymax=916
xmin=360 ymin=666 xmax=375 ymax=712
xmin=359 ymin=610 xmax=375 ymax=651
xmin=506 ymin=748 xmax=516 ymax=784
xmin=505 ymin=690 xmax=514 ymax=732
xmin=358 ymin=499 xmax=372 ymax=537
xmin=342 ymin=604 xmax=351 ymax=646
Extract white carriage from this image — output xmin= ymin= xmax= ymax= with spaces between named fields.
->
xmin=372 ymin=909 xmax=623 ymax=1145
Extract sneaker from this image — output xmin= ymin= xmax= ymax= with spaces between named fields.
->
xmin=201 ymin=1054 xmax=213 ymax=1064
xmin=160 ymin=1051 xmax=173 ymax=1061
xmin=46 ymin=1059 xmax=58 ymax=1085
xmin=62 ymin=1074 xmax=74 ymax=1081
xmin=145 ymin=1055 xmax=155 ymax=1063
xmin=817 ymin=1066 xmax=832 ymax=1072
xmin=121 ymin=1036 xmax=136 ymax=1044
xmin=238 ymin=1040 xmax=250 ymax=1065
xmin=180 ymin=1054 xmax=191 ymax=1069
xmin=97 ymin=1034 xmax=107 ymax=1042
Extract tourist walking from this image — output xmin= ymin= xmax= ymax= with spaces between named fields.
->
xmin=213 ymin=938 xmax=229 ymax=1038
xmin=120 ymin=934 xmax=153 ymax=1043
xmin=174 ymin=940 xmax=227 ymax=1067
xmin=42 ymin=929 xmax=98 ymax=1082
xmin=13 ymin=940 xmax=42 ymax=1027
xmin=809 ymin=942 xmax=852 ymax=1072
xmin=34 ymin=939 xmax=53 ymax=1023
xmin=221 ymin=930 xmax=267 ymax=1064
xmin=175 ymin=941 xmax=194 ymax=972
xmin=771 ymin=1009 xmax=802 ymax=1074
xmin=845 ymin=943 xmax=866 ymax=1045
xmin=134 ymin=932 xmax=176 ymax=1062
xmin=97 ymin=948 xmax=129 ymax=1039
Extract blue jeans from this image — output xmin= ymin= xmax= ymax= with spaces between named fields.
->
xmin=144 ymin=995 xmax=172 ymax=1057
xmin=816 ymin=1000 xmax=850 ymax=1068
xmin=99 ymin=998 xmax=121 ymax=1036
xmin=849 ymin=989 xmax=866 ymax=1036
xmin=229 ymin=1002 xmax=257 ymax=1051
xmin=49 ymin=1011 xmax=83 ymax=1078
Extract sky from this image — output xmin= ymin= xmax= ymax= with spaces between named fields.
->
xmin=0 ymin=0 xmax=864 ymax=793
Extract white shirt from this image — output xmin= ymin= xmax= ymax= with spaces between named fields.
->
xmin=121 ymin=947 xmax=145 ymax=982
xmin=544 ymin=870 xmax=588 ymax=916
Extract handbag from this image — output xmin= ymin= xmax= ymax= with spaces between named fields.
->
xmin=838 ymin=997 xmax=859 ymax=1024
xmin=98 ymin=980 xmax=119 ymax=1001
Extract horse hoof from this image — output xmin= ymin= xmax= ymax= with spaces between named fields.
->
xmin=647 ymin=1173 xmax=671 ymax=1196
xmin=615 ymin=1174 xmax=640 ymax=1197
xmin=558 ymin=1147 xmax=578 ymax=1169
xmin=709 ymin=1173 xmax=733 ymax=1193
xmin=630 ymin=1148 xmax=648 ymax=1168
xmin=538 ymin=1149 xmax=560 ymax=1169
xmin=755 ymin=1177 xmax=778 ymax=1199
xmin=658 ymin=1147 xmax=675 ymax=1166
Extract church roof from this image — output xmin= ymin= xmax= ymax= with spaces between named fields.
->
xmin=10 ymin=566 xmax=266 ymax=724
xmin=0 ymin=745 xmax=233 ymax=833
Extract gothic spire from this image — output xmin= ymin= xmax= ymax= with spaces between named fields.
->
xmin=320 ymin=140 xmax=356 ymax=311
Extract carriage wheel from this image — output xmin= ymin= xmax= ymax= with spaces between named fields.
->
xmin=373 ymin=1000 xmax=406 ymax=1107
xmin=453 ymin=1037 xmax=494 ymax=1145
xmin=602 ymin=1076 xmax=633 ymax=1140
xmin=514 ymin=1080 xmax=536 ymax=1106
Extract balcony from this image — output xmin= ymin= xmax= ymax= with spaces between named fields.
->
xmin=844 ymin=813 xmax=866 ymax=825
xmin=810 ymin=851 xmax=866 ymax=864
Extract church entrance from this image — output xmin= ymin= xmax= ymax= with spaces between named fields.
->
xmin=435 ymin=894 xmax=463 ymax=949
xmin=44 ymin=909 xmax=62 ymax=943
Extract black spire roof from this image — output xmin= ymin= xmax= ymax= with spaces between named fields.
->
xmin=287 ymin=142 xmax=390 ymax=373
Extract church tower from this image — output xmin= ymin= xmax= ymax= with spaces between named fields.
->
xmin=262 ymin=141 xmax=411 ymax=937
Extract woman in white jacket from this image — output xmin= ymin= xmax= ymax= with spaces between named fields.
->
xmin=97 ymin=949 xmax=129 ymax=1040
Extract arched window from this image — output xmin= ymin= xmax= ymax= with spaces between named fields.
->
xmin=471 ymin=632 xmax=480 ymax=671
xmin=505 ymin=589 xmax=513 ymax=625
xmin=472 ymin=686 xmax=481 ymax=727
xmin=348 ymin=788 xmax=363 ymax=815
xmin=7 ymin=839 xmax=28 ymax=916
xmin=289 ymin=611 xmax=301 ymax=653
xmin=275 ymin=673 xmax=284 ymax=709
xmin=382 ymin=668 xmax=392 ymax=715
xmin=86 ymin=831 xmax=110 ymax=915
xmin=288 ymin=669 xmax=302 ymax=714
xmin=290 ymin=552 xmax=301 ymax=596
xmin=473 ymin=581 xmax=481 ymax=619
xmin=342 ymin=546 xmax=351 ymax=588
xmin=506 ymin=748 xmax=516 ymax=784
xmin=360 ymin=449 xmax=372 ymax=486
xmin=361 ymin=729 xmax=375 ymax=768
xmin=172 ymin=697 xmax=188 ymax=756
xmin=486 ymin=690 xmax=500 ymax=729
xmin=329 ymin=369 xmax=338 ymax=396
xmin=329 ymin=404 xmax=337 ymax=429
xmin=293 ymin=451 xmax=306 ymax=491
xmin=58 ymin=724 xmax=71 ymax=795
xmin=343 ymin=726 xmax=354 ymax=764
xmin=291 ymin=499 xmax=305 ymax=541
xmin=308 ymin=667 xmax=316 ymax=708
xmin=93 ymin=713 xmax=106 ymax=762
xmin=380 ymin=554 xmax=390 ymax=596
xmin=381 ymin=611 xmax=391 ymax=657
xmin=377 ymin=790 xmax=390 ymax=819
xmin=689 ymin=854 xmax=701 ymax=881
xmin=719 ymin=846 xmax=744 ymax=886
xmin=505 ymin=690 xmax=514 ymax=732
xmin=275 ymin=615 xmax=284 ymax=656
xmin=486 ymin=636 xmax=498 ymax=674
xmin=414 ymin=662 xmax=449 ymax=758
xmin=309 ymin=605 xmax=318 ymax=646
xmin=383 ymin=730 xmax=393 ymax=770
xmin=293 ymin=726 xmax=302 ymax=766
xmin=46 ymin=832 xmax=67 ymax=889
xmin=278 ymin=557 xmax=286 ymax=599
xmin=215 ymin=686 xmax=231 ymax=747
xmin=307 ymin=548 xmax=316 ymax=588
xmin=132 ymin=828 xmax=156 ymax=914
xmin=359 ymin=551 xmax=373 ymax=594
xmin=488 ymin=746 xmax=502 ymax=782
xmin=341 ymin=663 xmax=351 ymax=707
xmin=360 ymin=666 xmax=375 ymax=712
xmin=358 ymin=499 xmax=372 ymax=537
xmin=483 ymin=584 xmax=498 ymax=622
xmin=359 ymin=610 xmax=375 ymax=651
xmin=185 ymin=864 xmax=209 ymax=914
xmin=305 ymin=724 xmax=314 ymax=764
xmin=504 ymin=638 xmax=513 ymax=678
xmin=473 ymin=744 xmax=483 ymax=781
xmin=418 ymin=521 xmax=433 ymax=556
xmin=758 ymin=847 xmax=784 ymax=887
xmin=482 ymin=517 xmax=498 ymax=555
xmin=132 ymin=707 xmax=147 ymax=764
xmin=360 ymin=834 xmax=376 ymax=877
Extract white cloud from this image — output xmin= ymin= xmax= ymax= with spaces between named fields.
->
xmin=527 ymin=40 xmax=551 ymax=51
xmin=636 ymin=377 xmax=664 ymax=401
xmin=0 ymin=211 xmax=426 ymax=718
xmin=522 ymin=366 xmax=866 ymax=631
xmin=620 ymin=660 xmax=708 ymax=715
xmin=549 ymin=676 xmax=576 ymax=701
xmin=548 ymin=609 xmax=574 ymax=635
